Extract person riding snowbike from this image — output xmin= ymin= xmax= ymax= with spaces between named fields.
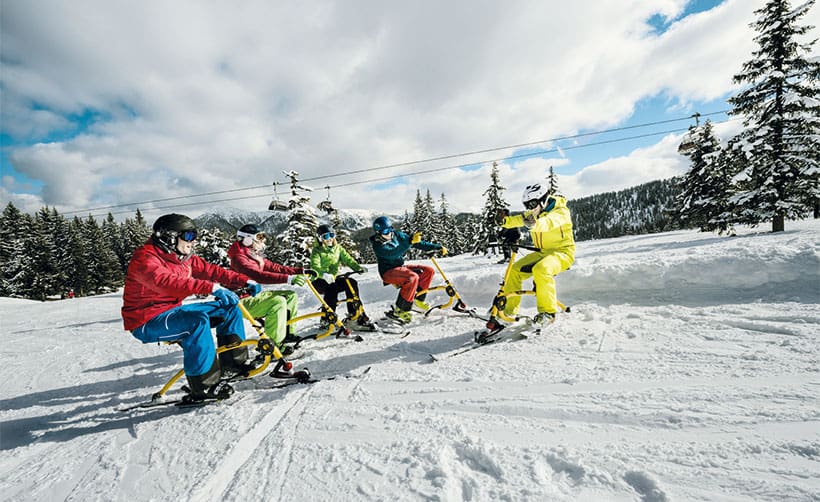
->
xmin=369 ymin=216 xmax=446 ymax=324
xmin=227 ymin=223 xmax=311 ymax=354
xmin=309 ymin=224 xmax=375 ymax=331
xmin=122 ymin=214 xmax=262 ymax=401
xmin=498 ymin=185 xmax=575 ymax=325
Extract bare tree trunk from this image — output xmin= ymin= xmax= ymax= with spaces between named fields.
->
xmin=772 ymin=214 xmax=785 ymax=232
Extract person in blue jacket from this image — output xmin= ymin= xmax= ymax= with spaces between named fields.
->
xmin=369 ymin=216 xmax=446 ymax=323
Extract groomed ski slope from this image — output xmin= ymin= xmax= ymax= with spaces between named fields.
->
xmin=1 ymin=220 xmax=818 ymax=501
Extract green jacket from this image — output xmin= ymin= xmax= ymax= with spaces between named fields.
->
xmin=309 ymin=240 xmax=361 ymax=278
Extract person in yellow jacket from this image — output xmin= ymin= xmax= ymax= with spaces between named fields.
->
xmin=498 ymin=184 xmax=575 ymax=325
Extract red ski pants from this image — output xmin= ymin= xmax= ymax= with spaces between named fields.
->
xmin=381 ymin=264 xmax=435 ymax=304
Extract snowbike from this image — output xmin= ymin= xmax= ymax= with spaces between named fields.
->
xmin=331 ymin=270 xmax=378 ymax=332
xmin=277 ymin=274 xmax=365 ymax=350
xmin=475 ymin=243 xmax=570 ymax=342
xmin=146 ymin=296 xmax=311 ymax=407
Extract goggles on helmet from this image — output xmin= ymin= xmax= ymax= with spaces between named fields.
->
xmin=380 ymin=226 xmax=394 ymax=236
xmin=179 ymin=230 xmax=198 ymax=242
xmin=523 ymin=198 xmax=542 ymax=210
xmin=237 ymin=230 xmax=266 ymax=243
xmin=321 ymin=232 xmax=335 ymax=240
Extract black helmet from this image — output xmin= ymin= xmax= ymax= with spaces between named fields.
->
xmin=152 ymin=214 xmax=197 ymax=254
xmin=316 ymin=224 xmax=332 ymax=235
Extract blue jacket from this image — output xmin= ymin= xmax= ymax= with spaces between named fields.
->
xmin=369 ymin=230 xmax=441 ymax=275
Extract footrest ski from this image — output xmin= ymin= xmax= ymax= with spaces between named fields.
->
xmin=430 ymin=330 xmax=530 ymax=362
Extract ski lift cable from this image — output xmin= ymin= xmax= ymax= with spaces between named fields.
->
xmin=81 ymin=110 xmax=740 ymax=216
xmin=297 ymin=110 xmax=728 ymax=185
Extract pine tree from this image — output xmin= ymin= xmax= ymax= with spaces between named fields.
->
xmin=121 ymin=209 xmax=151 ymax=271
xmin=672 ymin=120 xmax=735 ymax=233
xmin=268 ymin=171 xmax=319 ymax=266
xmin=407 ymin=190 xmax=433 ymax=259
xmin=547 ymin=166 xmax=560 ymax=195
xmin=82 ymin=215 xmax=123 ymax=294
xmin=728 ymin=0 xmax=820 ymax=232
xmin=330 ymin=210 xmax=361 ymax=261
xmin=19 ymin=208 xmax=58 ymax=301
xmin=423 ymin=190 xmax=440 ymax=243
xmin=49 ymin=208 xmax=74 ymax=295
xmin=195 ymin=227 xmax=232 ymax=266
xmin=474 ymin=162 xmax=509 ymax=254
xmin=0 ymin=203 xmax=26 ymax=297
xmin=66 ymin=217 xmax=89 ymax=296
xmin=437 ymin=193 xmax=462 ymax=254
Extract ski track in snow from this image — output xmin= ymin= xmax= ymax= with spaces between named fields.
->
xmin=1 ymin=221 xmax=819 ymax=501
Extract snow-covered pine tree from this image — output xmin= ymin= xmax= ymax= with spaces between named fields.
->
xmin=474 ymin=162 xmax=509 ymax=255
xmin=407 ymin=190 xmax=433 ymax=259
xmin=81 ymin=215 xmax=123 ymax=294
xmin=547 ymin=166 xmax=560 ymax=195
xmin=195 ymin=227 xmax=232 ymax=266
xmin=0 ymin=203 xmax=26 ymax=297
xmin=423 ymin=190 xmax=440 ymax=244
xmin=50 ymin=208 xmax=74 ymax=295
xmin=120 ymin=209 xmax=151 ymax=271
xmin=102 ymin=213 xmax=127 ymax=274
xmin=672 ymin=120 xmax=735 ymax=233
xmin=268 ymin=171 xmax=319 ymax=266
xmin=330 ymin=210 xmax=361 ymax=261
xmin=66 ymin=216 xmax=89 ymax=296
xmin=66 ymin=216 xmax=91 ymax=296
xmin=437 ymin=193 xmax=462 ymax=255
xmin=728 ymin=0 xmax=820 ymax=232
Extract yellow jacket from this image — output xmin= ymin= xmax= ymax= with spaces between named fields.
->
xmin=502 ymin=196 xmax=575 ymax=259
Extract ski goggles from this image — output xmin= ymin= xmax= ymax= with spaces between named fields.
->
xmin=321 ymin=232 xmax=335 ymax=240
xmin=178 ymin=230 xmax=198 ymax=242
xmin=523 ymin=198 xmax=541 ymax=210
xmin=237 ymin=231 xmax=266 ymax=242
xmin=379 ymin=227 xmax=394 ymax=235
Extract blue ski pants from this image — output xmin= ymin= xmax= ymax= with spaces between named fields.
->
xmin=131 ymin=301 xmax=246 ymax=377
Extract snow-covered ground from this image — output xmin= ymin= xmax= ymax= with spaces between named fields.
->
xmin=1 ymin=221 xmax=818 ymax=502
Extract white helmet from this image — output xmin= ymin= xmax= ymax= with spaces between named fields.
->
xmin=521 ymin=184 xmax=549 ymax=209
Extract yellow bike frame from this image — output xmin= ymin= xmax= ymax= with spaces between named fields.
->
xmin=283 ymin=278 xmax=348 ymax=348
xmin=415 ymin=255 xmax=471 ymax=316
xmin=151 ymin=302 xmax=287 ymax=399
xmin=487 ymin=248 xmax=569 ymax=325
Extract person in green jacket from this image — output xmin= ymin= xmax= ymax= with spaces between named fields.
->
xmin=309 ymin=224 xmax=375 ymax=331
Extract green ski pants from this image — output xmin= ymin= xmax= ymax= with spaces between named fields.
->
xmin=240 ymin=290 xmax=298 ymax=346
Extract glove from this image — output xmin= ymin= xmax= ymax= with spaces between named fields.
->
xmin=246 ymin=281 xmax=262 ymax=297
xmin=355 ymin=266 xmax=368 ymax=274
xmin=411 ymin=232 xmax=422 ymax=244
xmin=495 ymin=209 xmax=507 ymax=225
xmin=212 ymin=285 xmax=239 ymax=307
xmin=303 ymin=268 xmax=319 ymax=279
xmin=523 ymin=211 xmax=536 ymax=228
xmin=291 ymin=274 xmax=307 ymax=287
xmin=322 ymin=273 xmax=334 ymax=283
xmin=440 ymin=246 xmax=448 ymax=256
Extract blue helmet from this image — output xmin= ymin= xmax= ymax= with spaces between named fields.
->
xmin=372 ymin=216 xmax=393 ymax=235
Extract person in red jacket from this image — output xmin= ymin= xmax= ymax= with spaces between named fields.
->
xmin=227 ymin=224 xmax=310 ymax=351
xmin=122 ymin=214 xmax=262 ymax=402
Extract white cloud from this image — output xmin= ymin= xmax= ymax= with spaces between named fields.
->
xmin=1 ymin=0 xmax=817 ymax=217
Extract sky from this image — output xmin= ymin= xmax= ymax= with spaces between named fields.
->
xmin=1 ymin=0 xmax=819 ymax=220
xmin=1 ymin=219 xmax=818 ymax=500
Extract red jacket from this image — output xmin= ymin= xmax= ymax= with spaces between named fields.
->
xmin=227 ymin=241 xmax=302 ymax=284
xmin=121 ymin=240 xmax=249 ymax=331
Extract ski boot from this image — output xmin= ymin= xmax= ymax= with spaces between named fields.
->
xmin=385 ymin=306 xmax=412 ymax=325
